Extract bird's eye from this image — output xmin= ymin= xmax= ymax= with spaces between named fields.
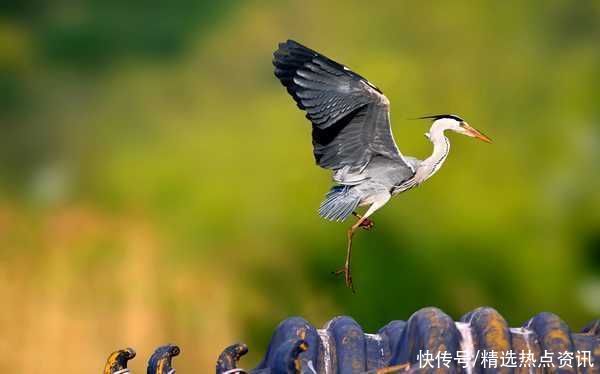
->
xmin=459 ymin=121 xmax=466 ymax=127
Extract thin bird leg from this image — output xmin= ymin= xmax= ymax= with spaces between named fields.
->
xmin=334 ymin=193 xmax=391 ymax=292
xmin=352 ymin=212 xmax=374 ymax=230
xmin=333 ymin=217 xmax=367 ymax=293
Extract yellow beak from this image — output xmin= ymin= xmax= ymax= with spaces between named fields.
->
xmin=463 ymin=122 xmax=492 ymax=143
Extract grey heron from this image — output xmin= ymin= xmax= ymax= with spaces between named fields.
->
xmin=273 ymin=40 xmax=491 ymax=291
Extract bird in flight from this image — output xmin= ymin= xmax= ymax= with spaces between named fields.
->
xmin=273 ymin=40 xmax=491 ymax=292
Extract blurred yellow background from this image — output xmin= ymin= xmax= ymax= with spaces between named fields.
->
xmin=1 ymin=1 xmax=599 ymax=372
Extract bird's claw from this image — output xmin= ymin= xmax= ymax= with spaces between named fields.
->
xmin=358 ymin=217 xmax=374 ymax=230
xmin=332 ymin=266 xmax=355 ymax=293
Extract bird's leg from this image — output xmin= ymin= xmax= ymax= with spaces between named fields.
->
xmin=333 ymin=217 xmax=366 ymax=293
xmin=352 ymin=212 xmax=374 ymax=230
xmin=333 ymin=193 xmax=391 ymax=293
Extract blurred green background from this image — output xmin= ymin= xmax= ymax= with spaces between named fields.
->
xmin=1 ymin=0 xmax=599 ymax=372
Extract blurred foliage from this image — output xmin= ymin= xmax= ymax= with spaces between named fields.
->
xmin=0 ymin=0 xmax=599 ymax=372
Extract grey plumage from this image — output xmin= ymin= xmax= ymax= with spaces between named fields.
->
xmin=273 ymin=40 xmax=415 ymax=221
xmin=273 ymin=40 xmax=492 ymax=291
xmin=273 ymin=40 xmax=490 ymax=223
xmin=318 ymin=186 xmax=361 ymax=222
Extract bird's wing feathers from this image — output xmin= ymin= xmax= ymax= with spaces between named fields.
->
xmin=273 ymin=40 xmax=412 ymax=175
xmin=274 ymin=40 xmax=373 ymax=129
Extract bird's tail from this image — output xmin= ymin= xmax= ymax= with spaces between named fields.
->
xmin=318 ymin=186 xmax=361 ymax=222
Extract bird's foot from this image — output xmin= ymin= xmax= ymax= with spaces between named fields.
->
xmin=358 ymin=217 xmax=374 ymax=230
xmin=332 ymin=265 xmax=355 ymax=293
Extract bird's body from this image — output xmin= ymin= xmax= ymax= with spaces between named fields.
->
xmin=273 ymin=40 xmax=491 ymax=291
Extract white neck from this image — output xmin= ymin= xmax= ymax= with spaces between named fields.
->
xmin=415 ymin=123 xmax=451 ymax=182
xmin=426 ymin=125 xmax=450 ymax=167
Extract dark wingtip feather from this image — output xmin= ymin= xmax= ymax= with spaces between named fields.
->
xmin=272 ymin=40 xmax=322 ymax=110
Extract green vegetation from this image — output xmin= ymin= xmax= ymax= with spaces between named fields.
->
xmin=0 ymin=1 xmax=598 ymax=372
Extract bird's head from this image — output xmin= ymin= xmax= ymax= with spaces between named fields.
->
xmin=420 ymin=114 xmax=492 ymax=143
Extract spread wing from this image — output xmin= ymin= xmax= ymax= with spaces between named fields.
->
xmin=273 ymin=39 xmax=412 ymax=175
